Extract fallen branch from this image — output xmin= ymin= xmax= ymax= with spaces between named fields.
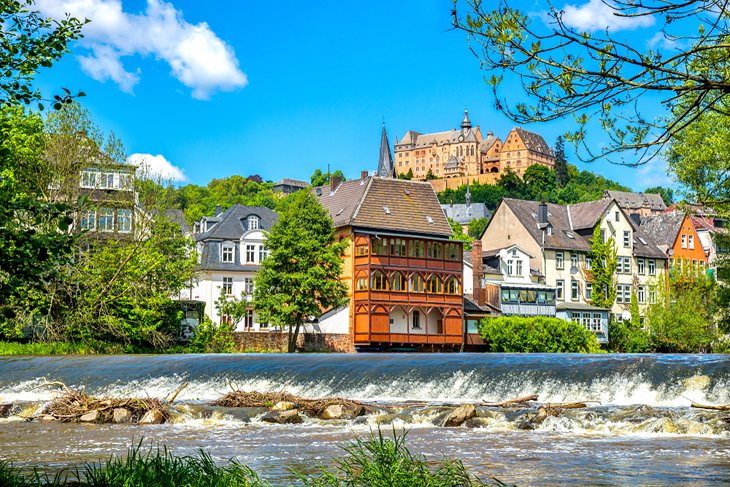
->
xmin=211 ymin=390 xmax=371 ymax=417
xmin=482 ymin=394 xmax=539 ymax=407
xmin=691 ymin=402 xmax=730 ymax=411
xmin=167 ymin=382 xmax=189 ymax=405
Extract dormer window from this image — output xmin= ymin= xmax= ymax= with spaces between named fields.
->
xmin=221 ymin=242 xmax=235 ymax=263
xmin=247 ymin=215 xmax=259 ymax=230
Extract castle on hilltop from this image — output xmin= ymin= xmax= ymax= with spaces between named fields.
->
xmin=394 ymin=110 xmax=554 ymax=190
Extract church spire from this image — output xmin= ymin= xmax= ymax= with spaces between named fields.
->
xmin=377 ymin=124 xmax=396 ymax=178
xmin=461 ymin=108 xmax=472 ymax=131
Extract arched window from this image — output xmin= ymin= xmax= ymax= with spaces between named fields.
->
xmin=247 ymin=215 xmax=259 ymax=230
xmin=427 ymin=275 xmax=443 ymax=294
xmin=409 ymin=274 xmax=425 ymax=293
xmin=445 ymin=276 xmax=460 ymax=295
xmin=390 ymin=272 xmax=407 ymax=292
xmin=371 ymin=271 xmax=388 ymax=291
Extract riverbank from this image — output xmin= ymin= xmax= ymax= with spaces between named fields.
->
xmin=0 ymin=431 xmax=505 ymax=486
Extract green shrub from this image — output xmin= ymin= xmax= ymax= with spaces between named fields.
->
xmin=607 ymin=320 xmax=652 ymax=353
xmin=189 ymin=319 xmax=236 ymax=353
xmin=479 ymin=316 xmax=602 ymax=353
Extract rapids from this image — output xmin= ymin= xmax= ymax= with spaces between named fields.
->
xmin=1 ymin=353 xmax=729 ymax=485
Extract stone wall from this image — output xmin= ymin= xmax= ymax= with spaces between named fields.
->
xmin=234 ymin=331 xmax=354 ymax=353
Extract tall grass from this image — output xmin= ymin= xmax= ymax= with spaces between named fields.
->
xmin=0 ymin=431 xmax=510 ymax=486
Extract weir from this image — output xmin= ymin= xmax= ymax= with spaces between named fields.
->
xmin=1 ymin=354 xmax=729 ymax=485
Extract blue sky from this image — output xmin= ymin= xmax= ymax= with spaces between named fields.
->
xmin=34 ymin=0 xmax=676 ymax=189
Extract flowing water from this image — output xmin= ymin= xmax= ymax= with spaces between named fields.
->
xmin=0 ymin=353 xmax=729 ymax=485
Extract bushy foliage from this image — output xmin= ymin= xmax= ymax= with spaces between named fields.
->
xmin=479 ymin=316 xmax=602 ymax=353
xmin=448 ymin=218 xmax=471 ymax=250
xmin=607 ymin=320 xmax=652 ymax=353
xmin=437 ymin=163 xmax=629 ymax=210
xmin=467 ymin=217 xmax=488 ymax=239
xmin=189 ymin=318 xmax=236 ymax=354
xmin=585 ymin=226 xmax=617 ymax=310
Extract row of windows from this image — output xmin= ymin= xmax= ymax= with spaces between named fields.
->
xmin=221 ymin=276 xmax=255 ymax=296
xmin=555 ymin=279 xmax=656 ymax=304
xmin=555 ymin=251 xmax=658 ymax=275
xmin=220 ymin=243 xmax=269 ymax=264
xmin=355 ymin=271 xmax=461 ymax=295
xmin=80 ymin=208 xmax=132 ymax=233
xmin=680 ymin=234 xmax=695 ymax=249
xmin=570 ymin=312 xmax=604 ymax=332
xmin=500 ymin=288 xmax=555 ymax=304
xmin=357 ymin=239 xmax=462 ymax=261
xmin=81 ymin=170 xmax=134 ymax=190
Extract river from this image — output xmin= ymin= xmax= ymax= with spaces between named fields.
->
xmin=0 ymin=353 xmax=729 ymax=486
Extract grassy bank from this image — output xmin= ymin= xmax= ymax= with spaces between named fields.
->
xmin=0 ymin=341 xmax=205 ymax=355
xmin=0 ymin=432 xmax=508 ymax=486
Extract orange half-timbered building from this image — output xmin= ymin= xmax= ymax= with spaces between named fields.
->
xmin=315 ymin=174 xmax=464 ymax=351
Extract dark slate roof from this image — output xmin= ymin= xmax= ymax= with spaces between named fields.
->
xmin=513 ymin=127 xmax=553 ymax=157
xmin=441 ymin=203 xmax=491 ymax=224
xmin=196 ymin=204 xmax=278 ymax=242
xmin=604 ymin=190 xmax=666 ymax=211
xmin=632 ymin=228 xmax=668 ymax=259
xmin=377 ymin=125 xmax=396 ymax=178
xmin=274 ymin=178 xmax=309 ymax=188
xmin=315 ymin=177 xmax=452 ymax=237
xmin=502 ymin=198 xmax=590 ymax=251
xmin=639 ymin=212 xmax=684 ymax=248
xmin=164 ymin=209 xmax=191 ymax=236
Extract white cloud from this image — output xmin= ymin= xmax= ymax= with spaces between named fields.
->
xmin=128 ymin=153 xmax=187 ymax=182
xmin=561 ymin=0 xmax=655 ymax=32
xmin=36 ymin=0 xmax=247 ymax=99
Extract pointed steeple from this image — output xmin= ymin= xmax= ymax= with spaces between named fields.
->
xmin=465 ymin=180 xmax=472 ymax=207
xmin=461 ymin=108 xmax=472 ymax=131
xmin=377 ymin=124 xmax=396 ymax=178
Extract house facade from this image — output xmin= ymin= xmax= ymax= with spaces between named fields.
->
xmin=190 ymin=204 xmax=278 ymax=329
xmin=480 ymin=197 xmax=668 ymax=339
xmin=315 ymin=174 xmax=464 ymax=351
xmin=75 ymin=162 xmax=138 ymax=240
xmin=640 ymin=212 xmax=707 ymax=274
xmin=394 ymin=110 xmax=554 ymax=183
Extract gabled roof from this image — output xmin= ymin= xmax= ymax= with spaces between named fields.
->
xmin=512 ymin=127 xmax=553 ymax=157
xmin=315 ymin=177 xmax=452 ymax=237
xmin=639 ymin=212 xmax=685 ymax=248
xmin=568 ymin=199 xmax=613 ymax=230
xmin=604 ymin=190 xmax=666 ymax=211
xmin=501 ymin=198 xmax=590 ymax=251
xmin=196 ymin=204 xmax=278 ymax=241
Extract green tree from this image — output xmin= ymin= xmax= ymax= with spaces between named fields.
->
xmin=452 ymin=1 xmax=730 ymax=163
xmin=253 ymin=190 xmax=348 ymax=352
xmin=523 ymin=164 xmax=556 ymax=201
xmin=496 ymin=168 xmax=528 ymax=199
xmin=479 ymin=316 xmax=602 ymax=353
xmin=645 ymin=269 xmax=718 ymax=353
xmin=553 ymin=136 xmax=569 ymax=187
xmin=310 ymin=168 xmax=346 ymax=186
xmin=398 ymin=168 xmax=414 ymax=180
xmin=448 ymin=217 xmax=471 ymax=251
xmin=425 ymin=169 xmax=436 ymax=180
xmin=585 ymin=226 xmax=617 ymax=309
xmin=467 ymin=217 xmax=489 ymax=239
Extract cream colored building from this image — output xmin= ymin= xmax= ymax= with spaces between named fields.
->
xmin=481 ymin=198 xmax=668 ymax=327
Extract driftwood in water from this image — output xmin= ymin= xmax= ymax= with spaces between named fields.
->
xmin=691 ymin=402 xmax=730 ymax=411
xmin=211 ymin=390 xmax=372 ymax=417
xmin=166 ymin=382 xmax=189 ymax=404
xmin=482 ymin=394 xmax=539 ymax=407
xmin=520 ymin=402 xmax=588 ymax=429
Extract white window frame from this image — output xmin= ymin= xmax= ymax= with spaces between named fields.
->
xmin=556 ymin=280 xmax=564 ymax=300
xmin=571 ymin=253 xmax=578 ymax=269
xmin=98 ymin=208 xmax=114 ymax=232
xmin=623 ymin=231 xmax=630 ymax=248
xmin=638 ymin=286 xmax=646 ymax=304
xmin=117 ymin=208 xmax=132 ymax=233
xmin=247 ymin=215 xmax=259 ymax=230
xmin=80 ymin=209 xmax=96 ymax=231
xmin=245 ymin=308 xmax=254 ymax=328
xmin=515 ymin=260 xmax=523 ymax=276
xmin=585 ymin=282 xmax=593 ymax=300
xmin=637 ymin=258 xmax=645 ymax=275
xmin=681 ymin=234 xmax=687 ymax=249
xmin=648 ymin=259 xmax=656 ymax=275
xmin=221 ymin=243 xmax=235 ymax=263
xmin=571 ymin=280 xmax=579 ymax=301
xmin=555 ymin=251 xmax=564 ymax=270
xmin=688 ymin=235 xmax=695 ymax=249
xmin=244 ymin=277 xmax=254 ymax=295
xmin=245 ymin=244 xmax=256 ymax=263
xmin=222 ymin=277 xmax=233 ymax=296
xmin=507 ymin=259 xmax=514 ymax=276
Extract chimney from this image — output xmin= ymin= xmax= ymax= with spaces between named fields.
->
xmin=360 ymin=170 xmax=369 ymax=180
xmin=215 ymin=205 xmax=223 ymax=217
xmin=538 ymin=201 xmax=548 ymax=224
xmin=471 ymin=239 xmax=484 ymax=305
xmin=629 ymin=213 xmax=642 ymax=226
xmin=330 ymin=175 xmax=342 ymax=191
